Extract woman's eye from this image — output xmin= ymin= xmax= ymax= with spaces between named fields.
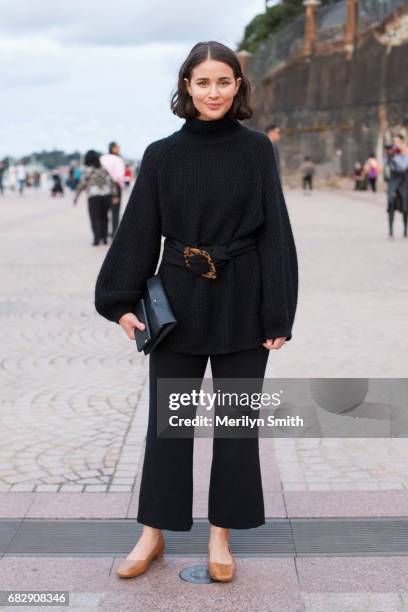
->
xmin=196 ymin=82 xmax=230 ymax=87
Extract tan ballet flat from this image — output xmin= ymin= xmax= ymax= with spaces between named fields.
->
xmin=116 ymin=533 xmax=165 ymax=578
xmin=208 ymin=543 xmax=236 ymax=582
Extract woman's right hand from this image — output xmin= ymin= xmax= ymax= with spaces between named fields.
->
xmin=118 ymin=313 xmax=145 ymax=340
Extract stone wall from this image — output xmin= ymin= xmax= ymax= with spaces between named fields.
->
xmin=247 ymin=4 xmax=408 ymax=180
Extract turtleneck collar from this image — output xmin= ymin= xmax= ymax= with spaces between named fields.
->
xmin=181 ymin=114 xmax=241 ymax=136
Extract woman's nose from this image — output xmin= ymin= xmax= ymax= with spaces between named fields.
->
xmin=208 ymin=85 xmax=220 ymax=98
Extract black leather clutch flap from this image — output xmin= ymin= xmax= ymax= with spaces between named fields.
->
xmin=134 ymin=275 xmax=177 ymax=355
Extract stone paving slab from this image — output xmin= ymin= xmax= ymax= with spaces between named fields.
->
xmin=3 ymin=493 xmax=132 ymax=519
xmin=0 ymin=493 xmax=33 ymax=518
xmin=0 ymin=555 xmax=114 ymax=592
xmin=284 ymin=490 xmax=408 ymax=517
xmin=302 ymin=592 xmax=404 ymax=612
xmin=2 ymin=555 xmax=408 ymax=610
xmin=296 ymin=556 xmax=408 ymax=592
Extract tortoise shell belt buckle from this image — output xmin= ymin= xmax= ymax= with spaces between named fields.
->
xmin=183 ymin=246 xmax=217 ymax=279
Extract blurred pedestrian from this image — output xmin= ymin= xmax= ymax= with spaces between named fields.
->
xmin=100 ymin=142 xmax=125 ymax=239
xmin=33 ymin=171 xmax=41 ymax=188
xmin=73 ymin=163 xmax=81 ymax=186
xmin=265 ymin=123 xmax=282 ymax=178
xmin=364 ymin=153 xmax=381 ymax=193
xmin=7 ymin=165 xmax=17 ymax=191
xmin=124 ymin=164 xmax=133 ymax=189
xmin=51 ymin=172 xmax=64 ymax=197
xmin=0 ymin=161 xmax=4 ymax=195
xmin=73 ymin=149 xmax=119 ymax=246
xmin=134 ymin=159 xmax=141 ymax=179
xmin=66 ymin=166 xmax=76 ymax=190
xmin=300 ymin=156 xmax=315 ymax=195
xmin=353 ymin=162 xmax=366 ymax=191
xmin=16 ymin=161 xmax=26 ymax=195
xmin=384 ymin=135 xmax=408 ymax=238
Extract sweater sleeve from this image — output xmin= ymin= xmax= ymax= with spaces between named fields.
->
xmin=257 ymin=135 xmax=298 ymax=341
xmin=94 ymin=143 xmax=161 ymax=324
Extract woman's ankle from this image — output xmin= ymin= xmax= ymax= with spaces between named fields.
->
xmin=142 ymin=526 xmax=162 ymax=538
xmin=209 ymin=525 xmax=229 ymax=541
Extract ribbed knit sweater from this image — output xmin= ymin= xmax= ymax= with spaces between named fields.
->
xmin=94 ymin=114 xmax=298 ymax=354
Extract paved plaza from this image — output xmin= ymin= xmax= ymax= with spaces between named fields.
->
xmin=1 ymin=186 xmax=408 ymax=610
xmin=0 ymin=191 xmax=149 ymax=495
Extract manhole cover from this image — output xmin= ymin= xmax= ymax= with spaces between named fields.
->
xmin=179 ymin=564 xmax=212 ymax=584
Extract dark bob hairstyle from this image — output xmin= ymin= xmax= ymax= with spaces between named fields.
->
xmin=170 ymin=41 xmax=253 ymax=121
xmin=84 ymin=150 xmax=101 ymax=168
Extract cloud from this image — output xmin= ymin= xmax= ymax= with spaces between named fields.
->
xmin=0 ymin=0 xmax=264 ymax=47
xmin=0 ymin=0 xmax=265 ymax=157
xmin=0 ymin=38 xmax=188 ymax=157
xmin=0 ymin=37 xmax=70 ymax=86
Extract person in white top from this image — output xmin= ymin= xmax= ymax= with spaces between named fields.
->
xmin=100 ymin=141 xmax=125 ymax=238
xmin=16 ymin=162 xmax=27 ymax=195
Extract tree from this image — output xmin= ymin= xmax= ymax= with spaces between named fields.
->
xmin=238 ymin=0 xmax=333 ymax=53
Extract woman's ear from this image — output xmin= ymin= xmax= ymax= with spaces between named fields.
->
xmin=235 ymin=77 xmax=242 ymax=96
xmin=183 ymin=77 xmax=191 ymax=96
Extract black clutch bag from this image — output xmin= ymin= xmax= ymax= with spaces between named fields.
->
xmin=134 ymin=274 xmax=177 ymax=355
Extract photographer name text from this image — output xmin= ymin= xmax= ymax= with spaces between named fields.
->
xmin=167 ymin=415 xmax=303 ymax=428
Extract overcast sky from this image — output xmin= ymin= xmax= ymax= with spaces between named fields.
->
xmin=0 ymin=0 xmax=265 ymax=160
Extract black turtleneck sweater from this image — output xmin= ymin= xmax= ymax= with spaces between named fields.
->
xmin=94 ymin=114 xmax=298 ymax=354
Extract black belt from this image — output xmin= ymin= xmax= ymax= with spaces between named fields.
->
xmin=162 ymin=235 xmax=258 ymax=279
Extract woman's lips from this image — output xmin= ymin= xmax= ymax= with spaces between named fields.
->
xmin=207 ymin=104 xmax=222 ymax=109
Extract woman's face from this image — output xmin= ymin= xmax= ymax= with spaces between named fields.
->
xmin=184 ymin=59 xmax=241 ymax=121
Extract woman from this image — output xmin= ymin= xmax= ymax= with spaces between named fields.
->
xmin=51 ymin=172 xmax=64 ymax=198
xmin=385 ymin=136 xmax=408 ymax=238
xmin=364 ymin=153 xmax=381 ymax=193
xmin=95 ymin=41 xmax=298 ymax=582
xmin=74 ymin=150 xmax=118 ymax=246
xmin=100 ymin=142 xmax=125 ymax=239
xmin=353 ymin=162 xmax=365 ymax=191
xmin=0 ymin=161 xmax=5 ymax=195
xmin=300 ymin=156 xmax=315 ymax=194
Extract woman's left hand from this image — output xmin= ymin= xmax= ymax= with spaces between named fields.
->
xmin=263 ymin=337 xmax=287 ymax=350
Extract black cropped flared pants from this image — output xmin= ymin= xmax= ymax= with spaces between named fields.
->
xmin=136 ymin=345 xmax=269 ymax=531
